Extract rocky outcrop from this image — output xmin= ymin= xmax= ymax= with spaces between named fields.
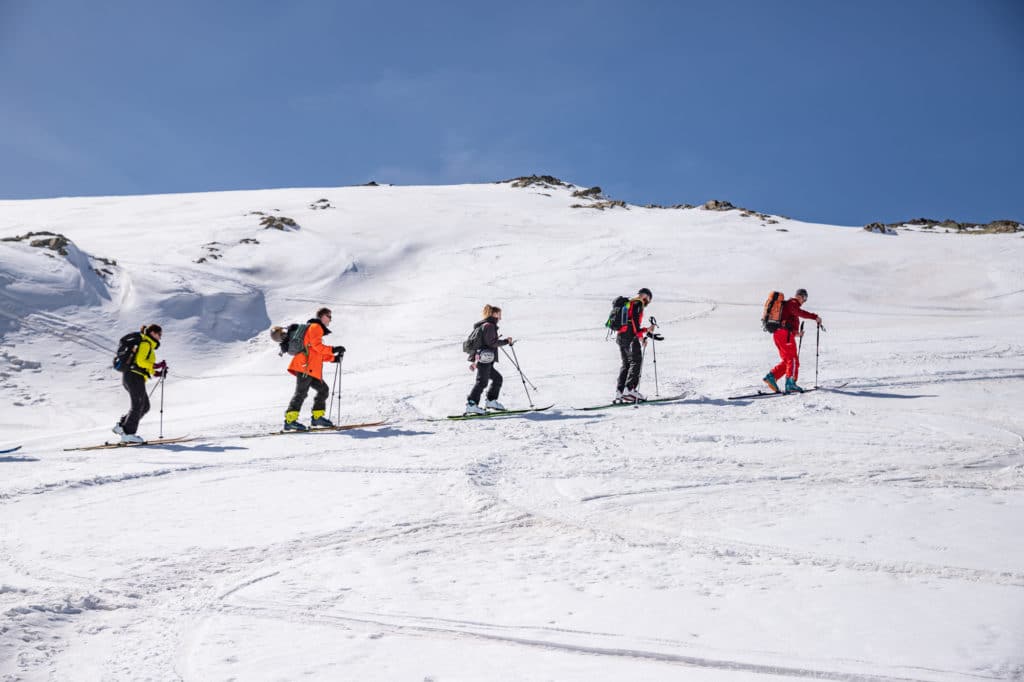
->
xmin=865 ymin=218 xmax=1022 ymax=234
xmin=645 ymin=203 xmax=695 ymax=209
xmin=259 ymin=215 xmax=299 ymax=230
xmin=864 ymin=223 xmax=898 ymax=235
xmin=1 ymin=231 xmax=117 ymax=282
xmin=503 ymin=175 xmax=571 ymax=190
xmin=2 ymin=231 xmax=73 ymax=256
xmin=570 ymin=199 xmax=628 ymax=211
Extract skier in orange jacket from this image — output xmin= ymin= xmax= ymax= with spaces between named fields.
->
xmin=284 ymin=307 xmax=344 ymax=431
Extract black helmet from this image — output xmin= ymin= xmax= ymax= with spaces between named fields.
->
xmin=795 ymin=288 xmax=808 ymax=299
xmin=638 ymin=287 xmax=653 ymax=300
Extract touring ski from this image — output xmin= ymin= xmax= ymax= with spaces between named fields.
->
xmin=727 ymin=382 xmax=849 ymax=400
xmin=0 ymin=445 xmax=22 ymax=454
xmin=441 ymin=405 xmax=554 ymax=421
xmin=238 ymin=420 xmax=388 ymax=439
xmin=63 ymin=436 xmax=194 ymax=452
xmin=577 ymin=394 xmax=687 ymax=411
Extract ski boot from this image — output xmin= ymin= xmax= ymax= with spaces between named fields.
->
xmin=785 ymin=378 xmax=805 ymax=393
xmin=464 ymin=401 xmax=487 ymax=416
xmin=112 ymin=422 xmax=125 ymax=436
xmin=763 ymin=374 xmax=781 ymax=393
xmin=120 ymin=433 xmax=144 ymax=444
xmin=484 ymin=399 xmax=506 ymax=411
xmin=283 ymin=420 xmax=309 ymax=432
xmin=626 ymin=387 xmax=646 ymax=402
xmin=311 ymin=416 xmax=335 ymax=428
xmin=613 ymin=389 xmax=630 ymax=404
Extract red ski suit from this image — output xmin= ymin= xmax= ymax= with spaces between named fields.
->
xmin=769 ymin=298 xmax=820 ymax=381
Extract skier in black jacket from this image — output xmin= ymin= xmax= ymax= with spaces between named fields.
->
xmin=465 ymin=304 xmax=514 ymax=415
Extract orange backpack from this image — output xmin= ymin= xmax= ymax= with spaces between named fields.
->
xmin=762 ymin=291 xmax=785 ymax=332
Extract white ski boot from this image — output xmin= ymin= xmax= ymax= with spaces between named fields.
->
xmin=120 ymin=433 xmax=144 ymax=444
xmin=112 ymin=422 xmax=124 ymax=435
xmin=464 ymin=401 xmax=487 ymax=415
xmin=626 ymin=387 xmax=647 ymax=402
xmin=484 ymin=399 xmax=506 ymax=411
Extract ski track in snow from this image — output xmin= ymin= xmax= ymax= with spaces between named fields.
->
xmin=1 ymin=184 xmax=1022 ymax=680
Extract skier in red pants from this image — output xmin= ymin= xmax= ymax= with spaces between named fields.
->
xmin=764 ymin=288 xmax=823 ymax=393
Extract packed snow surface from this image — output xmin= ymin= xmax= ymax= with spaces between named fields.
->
xmin=1 ymin=182 xmax=1022 ymax=680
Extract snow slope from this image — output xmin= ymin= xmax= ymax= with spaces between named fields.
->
xmin=1 ymin=181 xmax=1022 ymax=681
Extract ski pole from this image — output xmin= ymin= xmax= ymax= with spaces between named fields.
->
xmin=815 ymin=323 xmax=820 ymax=388
xmin=503 ymin=344 xmax=534 ymax=408
xmin=336 ymin=356 xmax=344 ymax=421
xmin=649 ymin=316 xmax=660 ymax=396
xmin=501 ymin=345 xmax=537 ymax=391
xmin=148 ymin=376 xmax=162 ymax=398
xmin=797 ymin=321 xmax=805 ymax=355
xmin=650 ymin=336 xmax=659 ymax=397
xmin=159 ymin=373 xmax=165 ymax=440
xmin=328 ymin=360 xmax=340 ymax=422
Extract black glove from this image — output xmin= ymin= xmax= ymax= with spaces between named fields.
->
xmin=647 ymin=332 xmax=664 ymax=341
xmin=333 ymin=347 xmax=345 ymax=362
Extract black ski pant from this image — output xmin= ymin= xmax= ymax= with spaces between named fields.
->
xmin=617 ymin=333 xmax=643 ymax=392
xmin=286 ymin=373 xmax=329 ymax=418
xmin=468 ymin=363 xmax=503 ymax=404
xmin=119 ymin=371 xmax=150 ymax=435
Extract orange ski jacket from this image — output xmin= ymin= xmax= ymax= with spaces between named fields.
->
xmin=287 ymin=320 xmax=337 ymax=380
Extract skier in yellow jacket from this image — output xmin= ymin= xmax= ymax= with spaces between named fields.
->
xmin=113 ymin=324 xmax=167 ymax=443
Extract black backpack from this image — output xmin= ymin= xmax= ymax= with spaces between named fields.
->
xmin=462 ymin=324 xmax=485 ymax=355
xmin=605 ymin=296 xmax=630 ymax=331
xmin=113 ymin=331 xmax=143 ymax=372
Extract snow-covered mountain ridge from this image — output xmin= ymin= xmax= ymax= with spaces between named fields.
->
xmin=0 ymin=180 xmax=1022 ymax=680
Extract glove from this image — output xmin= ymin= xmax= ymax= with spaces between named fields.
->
xmin=333 ymin=347 xmax=345 ymax=362
xmin=647 ymin=332 xmax=664 ymax=341
xmin=153 ymin=360 xmax=168 ymax=377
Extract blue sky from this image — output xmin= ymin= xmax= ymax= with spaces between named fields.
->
xmin=1 ymin=0 xmax=1021 ymax=225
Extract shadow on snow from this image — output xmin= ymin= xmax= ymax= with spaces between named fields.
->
xmin=344 ymin=426 xmax=435 ymax=439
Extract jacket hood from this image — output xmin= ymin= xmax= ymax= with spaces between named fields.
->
xmin=474 ymin=316 xmax=498 ymax=329
xmin=141 ymin=332 xmax=160 ymax=350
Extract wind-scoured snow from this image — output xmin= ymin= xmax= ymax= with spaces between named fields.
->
xmin=0 ymin=182 xmax=1022 ymax=680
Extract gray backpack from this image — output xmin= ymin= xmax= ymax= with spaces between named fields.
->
xmin=286 ymin=323 xmax=310 ymax=355
xmin=270 ymin=323 xmax=311 ymax=356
